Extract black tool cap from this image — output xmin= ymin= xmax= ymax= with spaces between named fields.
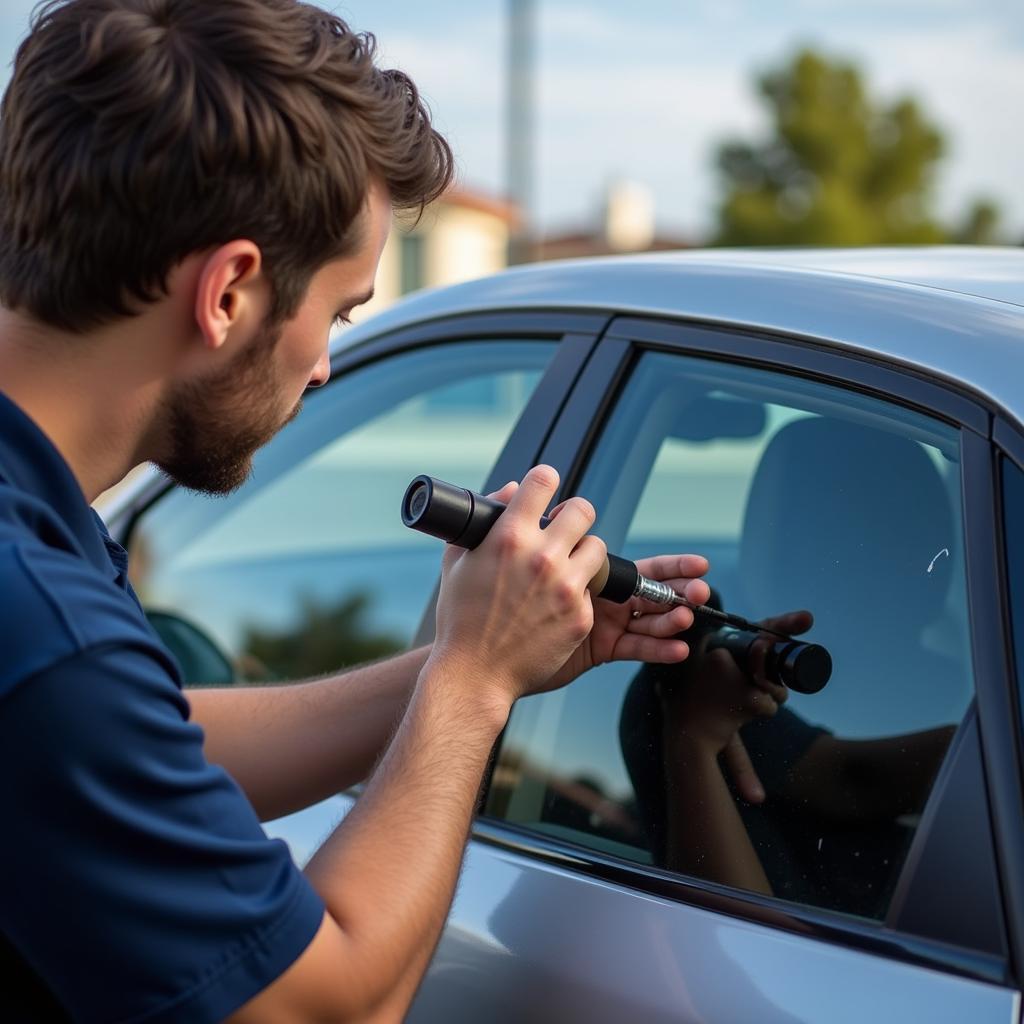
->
xmin=401 ymin=476 xmax=474 ymax=544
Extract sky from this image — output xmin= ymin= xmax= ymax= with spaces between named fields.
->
xmin=0 ymin=0 xmax=1021 ymax=242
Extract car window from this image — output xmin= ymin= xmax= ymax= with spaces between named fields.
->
xmin=128 ymin=341 xmax=554 ymax=684
xmin=486 ymin=348 xmax=974 ymax=923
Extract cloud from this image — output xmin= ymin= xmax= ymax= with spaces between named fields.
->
xmin=371 ymin=13 xmax=506 ymax=190
xmin=0 ymin=0 xmax=1017 ymax=239
xmin=526 ymin=7 xmax=1024 ymax=237
xmin=820 ymin=21 xmax=1024 ymax=229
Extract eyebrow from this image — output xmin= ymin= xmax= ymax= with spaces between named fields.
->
xmin=339 ymin=286 xmax=375 ymax=312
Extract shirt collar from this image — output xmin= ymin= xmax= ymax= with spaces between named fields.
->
xmin=0 ymin=389 xmax=117 ymax=579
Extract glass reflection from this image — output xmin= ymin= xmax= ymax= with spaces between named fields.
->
xmin=488 ymin=352 xmax=972 ymax=920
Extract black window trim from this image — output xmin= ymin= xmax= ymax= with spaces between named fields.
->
xmin=473 ymin=315 xmax=1024 ymax=989
xmin=329 ymin=310 xmax=609 ymax=378
xmin=601 ymin=316 xmax=989 ymax=438
xmin=963 ymin=430 xmax=1024 ymax=986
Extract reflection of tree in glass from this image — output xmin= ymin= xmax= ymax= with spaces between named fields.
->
xmin=241 ymin=591 xmax=404 ymax=681
xmin=488 ymin=746 xmax=641 ymax=846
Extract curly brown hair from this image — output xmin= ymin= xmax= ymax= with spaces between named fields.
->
xmin=0 ymin=0 xmax=453 ymax=330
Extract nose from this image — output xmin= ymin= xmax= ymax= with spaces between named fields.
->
xmin=307 ymin=349 xmax=331 ymax=389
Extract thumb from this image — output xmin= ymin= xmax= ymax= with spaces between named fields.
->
xmin=722 ymin=732 xmax=766 ymax=804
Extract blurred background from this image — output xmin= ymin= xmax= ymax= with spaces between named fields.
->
xmin=1 ymin=0 xmax=1020 ymax=320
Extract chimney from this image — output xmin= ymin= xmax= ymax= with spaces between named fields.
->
xmin=603 ymin=180 xmax=655 ymax=252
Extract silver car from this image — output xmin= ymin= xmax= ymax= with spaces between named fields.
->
xmin=103 ymin=248 xmax=1024 ymax=1023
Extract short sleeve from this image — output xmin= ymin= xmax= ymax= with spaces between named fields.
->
xmin=0 ymin=642 xmax=325 ymax=1024
xmin=739 ymin=706 xmax=830 ymax=795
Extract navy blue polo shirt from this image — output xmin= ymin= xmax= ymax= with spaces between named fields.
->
xmin=0 ymin=391 xmax=324 ymax=1023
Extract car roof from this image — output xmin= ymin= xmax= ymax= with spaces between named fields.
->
xmin=336 ymin=246 xmax=1024 ymax=430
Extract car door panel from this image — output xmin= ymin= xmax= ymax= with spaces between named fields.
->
xmin=410 ymin=838 xmax=1017 ymax=1024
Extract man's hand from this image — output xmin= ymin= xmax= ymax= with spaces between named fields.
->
xmin=548 ymin=551 xmax=711 ymax=690
xmin=429 ymin=466 xmax=609 ymax=709
xmin=445 ymin=478 xmax=712 ymax=692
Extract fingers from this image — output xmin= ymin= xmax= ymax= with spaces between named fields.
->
xmin=546 ymin=495 xmax=597 ymax=553
xmin=723 ymin=734 xmax=766 ymax=804
xmin=570 ymin=534 xmax=608 ymax=589
xmin=633 ymin=553 xmax=712 ymax=612
xmin=635 ymin=553 xmax=710 ymax=585
xmin=759 ymin=609 xmax=813 ymax=636
xmin=681 ymin=577 xmax=712 ymax=607
xmin=745 ymin=634 xmax=787 ymax=701
xmin=613 ymin=633 xmax=689 ymax=664
xmin=502 ymin=464 xmax=560 ymax=528
xmin=627 ymin=603 xmax=694 ymax=638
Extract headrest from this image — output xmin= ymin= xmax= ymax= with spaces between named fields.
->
xmin=739 ymin=416 xmax=954 ymax=637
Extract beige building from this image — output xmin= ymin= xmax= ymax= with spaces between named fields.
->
xmin=344 ymin=179 xmax=692 ymax=326
xmin=351 ymin=187 xmax=519 ymax=324
xmin=536 ymin=180 xmax=692 ymax=262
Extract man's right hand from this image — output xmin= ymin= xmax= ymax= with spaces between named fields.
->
xmin=428 ymin=465 xmax=608 ymax=711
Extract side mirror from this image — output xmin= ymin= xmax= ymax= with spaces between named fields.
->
xmin=145 ymin=610 xmax=236 ymax=686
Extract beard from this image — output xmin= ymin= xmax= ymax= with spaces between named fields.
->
xmin=156 ymin=319 xmax=303 ymax=495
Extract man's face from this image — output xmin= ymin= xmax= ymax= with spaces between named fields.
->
xmin=156 ymin=181 xmax=391 ymax=494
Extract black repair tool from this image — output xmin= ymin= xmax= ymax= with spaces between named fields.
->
xmin=402 ymin=476 xmax=832 ymax=693
xmin=402 ymin=475 xmax=785 ymax=631
xmin=703 ymin=625 xmax=832 ymax=694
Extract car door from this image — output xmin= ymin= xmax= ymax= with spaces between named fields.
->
xmin=408 ymin=319 xmax=1022 ymax=1023
xmin=111 ymin=311 xmax=607 ymax=861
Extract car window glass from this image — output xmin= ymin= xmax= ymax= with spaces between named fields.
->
xmin=129 ymin=341 xmax=554 ymax=684
xmin=486 ymin=349 xmax=973 ymax=923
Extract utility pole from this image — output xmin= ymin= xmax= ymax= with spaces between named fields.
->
xmin=506 ymin=0 xmax=534 ymax=265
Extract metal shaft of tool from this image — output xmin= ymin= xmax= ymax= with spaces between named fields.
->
xmin=633 ymin=575 xmax=791 ymax=639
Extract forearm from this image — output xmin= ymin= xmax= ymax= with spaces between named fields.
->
xmin=664 ymin=734 xmax=771 ymax=895
xmin=186 ymin=645 xmax=430 ymax=820
xmin=303 ymin=655 xmax=509 ymax=1020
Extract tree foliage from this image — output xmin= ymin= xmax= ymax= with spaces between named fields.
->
xmin=713 ymin=49 xmax=1000 ymax=246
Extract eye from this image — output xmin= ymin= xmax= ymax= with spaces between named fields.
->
xmin=332 ymin=313 xmax=352 ymax=329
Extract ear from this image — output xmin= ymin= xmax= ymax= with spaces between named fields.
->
xmin=193 ymin=241 xmax=264 ymax=350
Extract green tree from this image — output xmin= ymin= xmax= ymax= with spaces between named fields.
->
xmin=953 ymin=198 xmax=1001 ymax=245
xmin=713 ymin=49 xmax=999 ymax=246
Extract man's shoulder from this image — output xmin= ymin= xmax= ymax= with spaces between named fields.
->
xmin=0 ymin=529 xmax=174 ymax=698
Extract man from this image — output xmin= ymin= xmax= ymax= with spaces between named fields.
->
xmin=0 ymin=1 xmax=710 ymax=1021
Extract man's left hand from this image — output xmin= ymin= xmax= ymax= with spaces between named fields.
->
xmin=548 ymin=552 xmax=711 ymax=689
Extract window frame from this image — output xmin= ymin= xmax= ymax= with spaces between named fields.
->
xmin=469 ymin=314 xmax=1024 ymax=989
xmin=105 ymin=311 xmax=611 ymax=549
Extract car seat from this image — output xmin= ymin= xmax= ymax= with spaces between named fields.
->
xmin=737 ymin=415 xmax=964 ymax=736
